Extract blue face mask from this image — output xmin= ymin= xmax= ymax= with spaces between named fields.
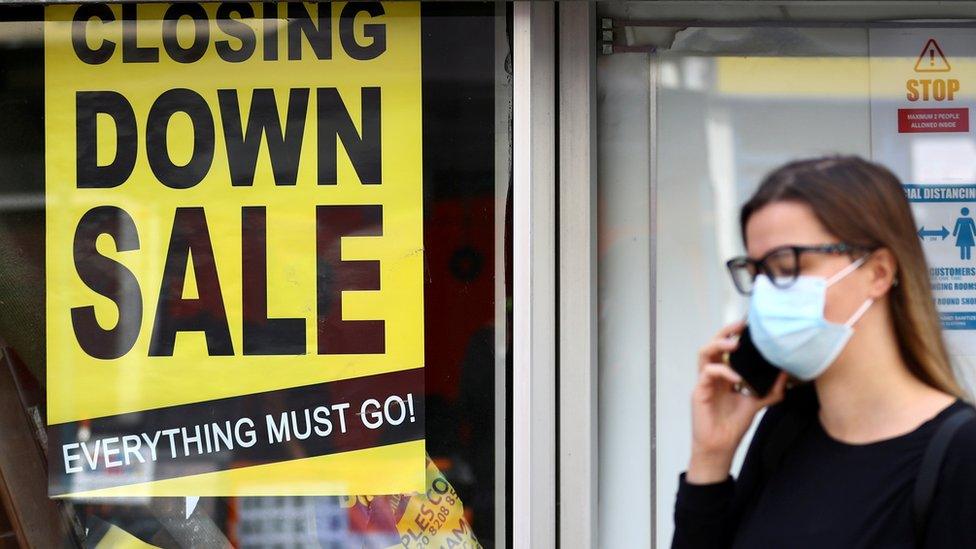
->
xmin=747 ymin=256 xmax=873 ymax=381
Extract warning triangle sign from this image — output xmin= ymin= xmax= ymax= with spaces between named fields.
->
xmin=915 ymin=39 xmax=951 ymax=72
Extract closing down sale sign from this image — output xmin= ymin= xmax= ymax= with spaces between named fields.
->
xmin=45 ymin=2 xmax=425 ymax=497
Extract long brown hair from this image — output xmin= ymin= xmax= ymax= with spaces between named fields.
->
xmin=740 ymin=155 xmax=963 ymax=397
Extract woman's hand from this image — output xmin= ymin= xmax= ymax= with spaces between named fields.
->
xmin=686 ymin=320 xmax=788 ymax=484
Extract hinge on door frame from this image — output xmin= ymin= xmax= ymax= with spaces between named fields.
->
xmin=599 ymin=17 xmax=657 ymax=55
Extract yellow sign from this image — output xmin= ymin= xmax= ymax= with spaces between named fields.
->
xmin=45 ymin=2 xmax=425 ymax=497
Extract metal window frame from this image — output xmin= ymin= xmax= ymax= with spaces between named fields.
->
xmin=494 ymin=2 xmax=512 ymax=547
xmin=512 ymin=2 xmax=556 ymax=549
xmin=558 ymin=3 xmax=599 ymax=549
xmin=512 ymin=3 xmax=600 ymax=546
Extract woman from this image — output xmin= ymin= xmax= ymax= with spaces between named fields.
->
xmin=672 ymin=156 xmax=976 ymax=548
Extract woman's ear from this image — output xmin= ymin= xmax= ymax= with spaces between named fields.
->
xmin=865 ymin=248 xmax=897 ymax=299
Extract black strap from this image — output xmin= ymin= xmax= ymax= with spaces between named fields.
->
xmin=913 ymin=407 xmax=976 ymax=546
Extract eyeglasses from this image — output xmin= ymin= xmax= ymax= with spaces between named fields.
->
xmin=725 ymin=243 xmax=873 ymax=296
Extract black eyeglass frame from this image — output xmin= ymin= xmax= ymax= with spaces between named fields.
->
xmin=725 ymin=242 xmax=875 ymax=296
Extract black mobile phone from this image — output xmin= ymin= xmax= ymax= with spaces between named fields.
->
xmin=728 ymin=325 xmax=781 ymax=398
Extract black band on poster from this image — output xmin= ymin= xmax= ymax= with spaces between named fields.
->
xmin=48 ymin=367 xmax=424 ymax=495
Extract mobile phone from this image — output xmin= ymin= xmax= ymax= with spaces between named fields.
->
xmin=727 ymin=325 xmax=781 ymax=398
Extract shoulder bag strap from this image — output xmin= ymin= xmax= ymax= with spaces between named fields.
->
xmin=913 ymin=406 xmax=976 ymax=546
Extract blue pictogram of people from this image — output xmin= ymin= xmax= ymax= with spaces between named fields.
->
xmin=953 ymin=207 xmax=976 ymax=260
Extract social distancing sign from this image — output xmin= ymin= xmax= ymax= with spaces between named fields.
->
xmin=871 ymin=29 xmax=976 ymax=357
xmin=45 ymin=2 xmax=425 ymax=497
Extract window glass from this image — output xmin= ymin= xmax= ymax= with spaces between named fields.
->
xmin=597 ymin=7 xmax=976 ymax=547
xmin=0 ymin=3 xmax=511 ymax=547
